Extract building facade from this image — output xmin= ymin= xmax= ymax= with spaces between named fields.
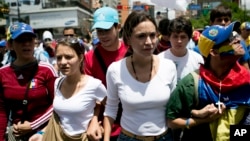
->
xmin=3 ymin=0 xmax=94 ymax=38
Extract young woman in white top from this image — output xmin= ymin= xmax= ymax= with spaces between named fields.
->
xmin=29 ymin=37 xmax=106 ymax=141
xmin=103 ymin=11 xmax=177 ymax=141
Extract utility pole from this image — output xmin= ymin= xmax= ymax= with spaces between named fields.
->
xmin=17 ymin=0 xmax=20 ymax=21
xmin=166 ymin=8 xmax=168 ymax=19
xmin=244 ymin=0 xmax=246 ymax=21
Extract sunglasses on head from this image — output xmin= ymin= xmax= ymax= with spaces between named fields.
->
xmin=57 ymin=37 xmax=82 ymax=45
xmin=56 ymin=37 xmax=84 ymax=53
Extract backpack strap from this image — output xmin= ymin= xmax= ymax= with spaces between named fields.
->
xmin=190 ymin=70 xmax=199 ymax=106
xmin=94 ymin=48 xmax=107 ymax=74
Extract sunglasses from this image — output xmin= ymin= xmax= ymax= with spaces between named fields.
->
xmin=216 ymin=18 xmax=230 ymax=23
xmin=44 ymin=38 xmax=52 ymax=42
xmin=64 ymin=34 xmax=74 ymax=37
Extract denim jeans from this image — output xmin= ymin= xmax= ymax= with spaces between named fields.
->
xmin=243 ymin=111 xmax=250 ymax=125
xmin=117 ymin=130 xmax=173 ymax=141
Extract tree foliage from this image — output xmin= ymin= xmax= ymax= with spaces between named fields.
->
xmin=190 ymin=1 xmax=250 ymax=29
xmin=0 ymin=0 xmax=9 ymax=18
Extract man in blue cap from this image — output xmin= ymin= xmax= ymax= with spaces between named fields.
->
xmin=84 ymin=7 xmax=128 ymax=141
xmin=240 ymin=22 xmax=250 ymax=52
xmin=166 ymin=21 xmax=250 ymax=141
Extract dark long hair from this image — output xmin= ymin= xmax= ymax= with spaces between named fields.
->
xmin=122 ymin=11 xmax=158 ymax=57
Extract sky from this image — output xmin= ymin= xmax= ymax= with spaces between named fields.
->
xmin=245 ymin=0 xmax=250 ymax=10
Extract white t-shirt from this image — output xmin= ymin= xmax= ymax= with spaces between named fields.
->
xmin=53 ymin=76 xmax=107 ymax=136
xmin=158 ymin=49 xmax=204 ymax=81
xmin=104 ymin=57 xmax=177 ymax=136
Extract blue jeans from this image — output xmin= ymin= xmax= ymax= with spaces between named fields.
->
xmin=117 ymin=130 xmax=173 ymax=141
xmin=243 ymin=111 xmax=250 ymax=125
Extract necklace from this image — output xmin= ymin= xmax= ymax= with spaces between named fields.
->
xmin=216 ymin=81 xmax=222 ymax=112
xmin=131 ymin=55 xmax=153 ymax=81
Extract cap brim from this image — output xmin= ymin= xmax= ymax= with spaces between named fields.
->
xmin=92 ymin=22 xmax=114 ymax=30
xmin=12 ymin=31 xmax=36 ymax=40
xmin=0 ymin=41 xmax=6 ymax=47
xmin=231 ymin=21 xmax=240 ymax=31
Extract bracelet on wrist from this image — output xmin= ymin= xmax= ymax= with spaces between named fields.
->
xmin=186 ymin=118 xmax=190 ymax=129
xmin=37 ymin=131 xmax=45 ymax=135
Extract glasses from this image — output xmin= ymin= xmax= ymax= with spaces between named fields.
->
xmin=215 ymin=18 xmax=230 ymax=23
xmin=64 ymin=34 xmax=74 ymax=37
xmin=44 ymin=38 xmax=52 ymax=42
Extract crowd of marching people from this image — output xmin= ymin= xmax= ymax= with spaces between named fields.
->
xmin=0 ymin=3 xmax=250 ymax=141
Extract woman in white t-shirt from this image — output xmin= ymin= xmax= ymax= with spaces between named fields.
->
xmin=29 ymin=37 xmax=107 ymax=141
xmin=103 ymin=11 xmax=177 ymax=141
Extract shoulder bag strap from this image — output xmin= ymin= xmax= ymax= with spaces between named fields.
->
xmin=21 ymin=62 xmax=38 ymax=123
xmin=57 ymin=77 xmax=64 ymax=90
xmin=94 ymin=48 xmax=107 ymax=74
xmin=190 ymin=70 xmax=199 ymax=107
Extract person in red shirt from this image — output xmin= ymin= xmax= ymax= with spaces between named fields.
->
xmin=0 ymin=22 xmax=57 ymax=141
xmin=84 ymin=7 xmax=127 ymax=141
xmin=154 ymin=18 xmax=171 ymax=54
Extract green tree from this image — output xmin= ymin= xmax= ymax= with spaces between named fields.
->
xmin=190 ymin=1 xmax=250 ymax=29
xmin=190 ymin=14 xmax=209 ymax=29
xmin=0 ymin=0 xmax=9 ymax=18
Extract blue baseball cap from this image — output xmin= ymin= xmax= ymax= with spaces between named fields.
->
xmin=0 ymin=40 xmax=6 ymax=48
xmin=92 ymin=7 xmax=119 ymax=30
xmin=91 ymin=30 xmax=99 ymax=45
xmin=198 ymin=21 xmax=240 ymax=57
xmin=7 ymin=22 xmax=36 ymax=41
xmin=92 ymin=38 xmax=99 ymax=45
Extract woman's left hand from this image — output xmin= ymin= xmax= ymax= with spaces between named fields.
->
xmin=87 ymin=120 xmax=103 ymax=141
xmin=13 ymin=121 xmax=32 ymax=137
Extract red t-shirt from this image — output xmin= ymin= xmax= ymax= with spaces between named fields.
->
xmin=84 ymin=41 xmax=127 ymax=137
xmin=0 ymin=62 xmax=57 ymax=141
xmin=84 ymin=41 xmax=127 ymax=87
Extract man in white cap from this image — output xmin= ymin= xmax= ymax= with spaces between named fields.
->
xmin=41 ymin=31 xmax=57 ymax=69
